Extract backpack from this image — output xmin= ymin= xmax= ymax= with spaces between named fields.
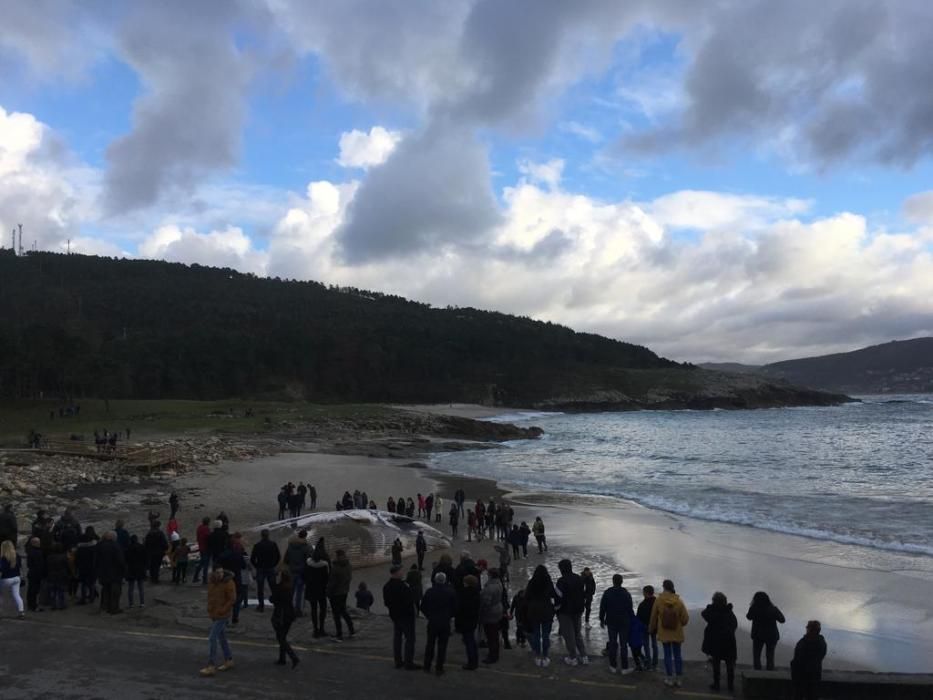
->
xmin=661 ymin=601 xmax=679 ymax=630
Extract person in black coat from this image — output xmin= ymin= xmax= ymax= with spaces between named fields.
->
xmin=143 ymin=522 xmax=168 ymax=584
xmin=701 ymin=592 xmax=738 ymax=692
xmin=125 ymin=535 xmax=147 ymax=608
xmin=383 ymin=565 xmax=419 ymax=670
xmin=420 ymin=572 xmax=457 ymax=675
xmin=25 ymin=537 xmax=46 ymax=612
xmin=791 ymin=620 xmax=827 ymax=700
xmin=746 ymin=591 xmax=786 ymax=670
xmin=271 ymin=571 xmax=300 ymax=668
xmin=250 ymin=529 xmax=281 ymax=612
xmin=599 ymin=574 xmax=635 ymax=673
xmin=206 ymin=521 xmax=229 ymax=569
xmin=95 ymin=532 xmax=126 ymax=614
xmin=455 ymin=574 xmax=481 ymax=670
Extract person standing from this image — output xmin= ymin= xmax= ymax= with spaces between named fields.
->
xmin=479 ymin=568 xmax=504 ymax=664
xmin=277 ymin=488 xmax=288 ymax=520
xmin=702 ymin=591 xmax=738 ymax=693
xmin=305 ymin=540 xmax=330 ymax=637
xmin=201 ymin=569 xmax=236 ymax=677
xmin=0 ymin=540 xmax=24 ymax=618
xmin=649 ymin=579 xmax=689 ymax=687
xmin=0 ymin=505 xmax=17 ymax=547
xmin=284 ymin=530 xmax=310 ymax=616
xmin=519 ymin=521 xmax=531 ymax=558
xmin=327 ymin=550 xmax=355 ymax=640
xmin=637 ymin=585 xmax=659 ymax=670
xmin=250 ymin=529 xmax=280 ymax=612
xmin=193 ymin=517 xmax=212 ymax=584
xmin=524 ymin=565 xmax=556 ymax=667
xmin=95 ymin=531 xmax=126 ymax=614
xmin=25 ymin=536 xmax=45 ymax=612
xmin=169 ymin=492 xmax=179 ymax=520
xmin=415 ymin=531 xmax=427 ymax=571
xmin=599 ymin=574 xmax=635 ymax=675
xmin=434 ymin=496 xmax=443 ymax=523
xmin=308 ymin=484 xmax=317 ymax=510
xmin=383 ymin=564 xmax=419 ymax=670
xmin=391 ymin=537 xmax=403 ymax=567
xmin=143 ymin=521 xmax=168 ymax=584
xmin=582 ymin=567 xmax=596 ymax=628
xmin=555 ymin=559 xmax=588 ymax=666
xmin=791 ymin=620 xmax=827 ymax=700
xmin=125 ymin=535 xmax=147 ymax=608
xmin=297 ymin=482 xmax=307 ymax=515
xmin=449 ymin=504 xmax=459 ymax=538
xmin=406 ymin=564 xmax=423 ymax=616
xmin=532 ymin=517 xmax=547 ymax=553
xmin=456 ymin=574 xmax=481 ymax=670
xmin=420 ymin=571 xmax=457 ymax=675
xmin=270 ymin=571 xmax=300 ymax=668
xmin=747 ymin=591 xmax=786 ymax=671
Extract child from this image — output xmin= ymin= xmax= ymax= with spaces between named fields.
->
xmin=510 ymin=588 xmax=528 ymax=648
xmin=355 ymin=582 xmax=374 ymax=612
xmin=637 ymin=585 xmax=658 ymax=670
xmin=172 ymin=538 xmax=189 ymax=584
xmin=629 ymin=615 xmax=648 ymax=671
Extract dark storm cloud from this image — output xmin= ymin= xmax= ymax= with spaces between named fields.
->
xmin=625 ymin=0 xmax=933 ymax=167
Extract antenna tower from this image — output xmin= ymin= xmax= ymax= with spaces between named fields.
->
xmin=17 ymin=224 xmax=23 ymax=256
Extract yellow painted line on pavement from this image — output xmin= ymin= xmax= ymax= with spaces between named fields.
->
xmin=570 ymin=679 xmax=637 ymax=690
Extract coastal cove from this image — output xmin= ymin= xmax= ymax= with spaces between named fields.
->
xmin=425 ymin=399 xmax=933 ymax=674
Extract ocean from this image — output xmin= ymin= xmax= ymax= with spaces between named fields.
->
xmin=432 ymin=395 xmax=933 ymax=559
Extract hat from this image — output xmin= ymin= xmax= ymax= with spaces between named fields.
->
xmin=390 ymin=564 xmax=403 ymax=574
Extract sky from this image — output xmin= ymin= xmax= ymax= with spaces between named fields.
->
xmin=1 ymin=0 xmax=932 ymax=364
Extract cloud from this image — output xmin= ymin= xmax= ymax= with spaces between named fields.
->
xmin=0 ymin=105 xmax=97 ymax=251
xmin=102 ymin=1 xmax=261 ymax=214
xmin=518 ymin=158 xmax=565 ymax=189
xmin=138 ymin=223 xmax=267 ymax=274
xmin=336 ymin=127 xmax=403 ymax=169
xmin=649 ymin=191 xmax=812 ymax=231
xmin=903 ymin=191 xmax=933 ymax=225
xmin=335 ymin=125 xmax=501 ymax=263
xmin=560 ymin=121 xmax=602 ymax=143
xmin=625 ymin=0 xmax=933 ymax=168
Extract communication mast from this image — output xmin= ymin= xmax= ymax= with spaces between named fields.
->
xmin=17 ymin=224 xmax=23 ymax=256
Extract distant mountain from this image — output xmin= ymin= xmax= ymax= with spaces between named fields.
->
xmin=0 ymin=250 xmax=849 ymax=410
xmin=705 ymin=338 xmax=933 ymax=394
xmin=760 ymin=338 xmax=933 ymax=394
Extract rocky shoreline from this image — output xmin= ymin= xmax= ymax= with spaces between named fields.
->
xmin=0 ymin=408 xmax=541 ymax=535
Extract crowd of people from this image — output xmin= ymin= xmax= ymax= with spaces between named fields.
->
xmin=0 ymin=489 xmax=829 ymax=698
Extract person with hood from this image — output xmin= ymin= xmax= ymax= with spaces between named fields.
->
xmin=25 ymin=536 xmax=45 ymax=612
xmin=143 ymin=521 xmax=168 ymax=584
xmin=95 ymin=531 xmax=126 ymax=614
xmin=420 ymin=571 xmax=457 ymax=675
xmin=424 ymin=493 xmax=434 ymax=522
xmin=386 ymin=497 xmax=396 ymax=513
xmin=355 ymin=581 xmax=374 ymax=611
xmin=456 ymin=574 xmax=481 ymax=670
xmin=599 ymin=573 xmax=635 ymax=674
xmin=637 ymin=585 xmax=659 ymax=670
xmin=524 ymin=565 xmax=556 ymax=667
xmin=304 ymin=538 xmax=330 ymax=637
xmin=327 ymin=549 xmax=355 ymax=639
xmin=391 ymin=537 xmax=404 ymax=567
xmin=479 ymin=568 xmax=504 ymax=664
xmin=791 ymin=620 xmax=827 ymax=700
xmin=702 ymin=591 xmax=738 ymax=692
xmin=415 ymin=531 xmax=427 ymax=571
xmin=270 ymin=570 xmax=300 ymax=668
xmin=250 ymin=528 xmax=281 ymax=612
xmin=406 ymin=564 xmax=423 ymax=615
xmin=383 ymin=564 xmax=419 ymax=670
xmin=75 ymin=526 xmax=99 ymax=604
xmin=53 ymin=508 xmax=81 ymax=550
xmin=555 ymin=558 xmax=588 ymax=666
xmin=747 ymin=591 xmax=786 ymax=671
xmin=509 ymin=587 xmax=528 ymax=647
xmin=532 ymin=517 xmax=547 ymax=553
xmin=452 ymin=550 xmax=479 ymax=595
xmin=0 ymin=540 xmax=24 ymax=618
xmin=125 ymin=534 xmax=147 ymax=608
xmin=649 ymin=579 xmax=689 ymax=687
xmin=201 ymin=569 xmax=236 ymax=677
xmin=284 ymin=529 xmax=310 ymax=615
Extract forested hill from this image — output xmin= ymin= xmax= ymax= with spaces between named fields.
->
xmin=0 ymin=251 xmax=849 ymax=409
xmin=0 ymin=251 xmax=677 ymax=402
xmin=761 ymin=338 xmax=933 ymax=394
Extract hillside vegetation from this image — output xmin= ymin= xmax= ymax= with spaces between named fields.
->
xmin=0 ymin=251 xmax=848 ymax=409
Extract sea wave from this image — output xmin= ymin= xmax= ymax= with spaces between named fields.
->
xmin=484 ymin=411 xmax=564 ymax=423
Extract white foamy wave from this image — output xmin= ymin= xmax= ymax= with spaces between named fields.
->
xmin=612 ymin=491 xmax=933 ymax=557
xmin=484 ymin=410 xmax=564 ymax=423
